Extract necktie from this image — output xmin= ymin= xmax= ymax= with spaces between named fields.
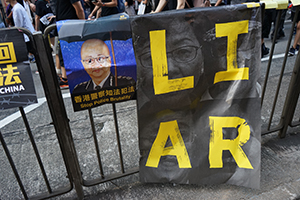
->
xmin=95 ymin=86 xmax=101 ymax=90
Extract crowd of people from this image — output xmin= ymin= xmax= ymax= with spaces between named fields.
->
xmin=1 ymin=0 xmax=300 ymax=89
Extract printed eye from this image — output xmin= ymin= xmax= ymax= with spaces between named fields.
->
xmin=172 ymin=46 xmax=198 ymax=62
xmin=85 ymin=58 xmax=94 ymax=64
xmin=140 ymin=52 xmax=152 ymax=68
xmin=97 ymin=56 xmax=104 ymax=62
xmin=139 ymin=46 xmax=200 ymax=68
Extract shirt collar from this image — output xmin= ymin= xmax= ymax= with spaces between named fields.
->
xmin=92 ymin=73 xmax=110 ymax=90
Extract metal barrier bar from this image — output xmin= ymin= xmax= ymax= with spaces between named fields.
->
xmin=82 ymin=104 xmax=139 ymax=187
xmin=0 ymin=131 xmax=28 ymax=199
xmin=0 ymin=27 xmax=74 ymax=199
xmin=290 ymin=120 xmax=300 ymax=127
xmin=259 ymin=6 xmax=300 ymax=136
xmin=278 ymin=46 xmax=300 ymax=138
xmin=267 ymin=7 xmax=300 ymax=131
xmin=1 ymin=106 xmax=74 ymax=199
xmin=28 ymin=185 xmax=72 ymax=200
xmin=33 ymin=28 xmax=84 ymax=199
xmin=261 ymin=9 xmax=282 ymax=105
xmin=19 ymin=107 xmax=52 ymax=193
xmin=262 ymin=126 xmax=284 ymax=135
xmin=36 ymin=9 xmax=300 ymax=197
xmin=88 ymin=108 xmax=105 ymax=178
xmin=260 ymin=9 xmax=285 ymax=134
xmin=83 ymin=167 xmax=139 ymax=187
xmin=268 ymin=6 xmax=299 ymax=117
xmin=284 ymin=6 xmax=300 ymax=130
xmin=82 ymin=103 xmax=139 ymax=187
xmin=45 ymin=24 xmax=137 ymax=193
xmin=112 ymin=103 xmax=125 ymax=173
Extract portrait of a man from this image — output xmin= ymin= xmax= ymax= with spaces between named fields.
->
xmin=72 ymin=39 xmax=135 ymax=94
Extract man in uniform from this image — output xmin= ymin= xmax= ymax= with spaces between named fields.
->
xmin=72 ymin=38 xmax=135 ymax=93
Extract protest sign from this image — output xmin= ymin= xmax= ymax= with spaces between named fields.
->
xmin=131 ymin=4 xmax=261 ymax=188
xmin=0 ymin=29 xmax=37 ymax=110
xmin=57 ymin=14 xmax=136 ymax=111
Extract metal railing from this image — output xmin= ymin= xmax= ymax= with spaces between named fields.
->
xmin=0 ymin=28 xmax=74 ymax=199
xmin=260 ymin=5 xmax=300 ymax=137
xmin=1 ymin=4 xmax=300 ymax=198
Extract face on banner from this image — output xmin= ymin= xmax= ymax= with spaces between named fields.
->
xmin=80 ymin=39 xmax=111 ymax=87
xmin=132 ymin=4 xmax=261 ymax=189
xmin=72 ymin=39 xmax=121 ymax=94
xmin=57 ymin=15 xmax=137 ymax=112
xmin=134 ymin=15 xmax=207 ymax=115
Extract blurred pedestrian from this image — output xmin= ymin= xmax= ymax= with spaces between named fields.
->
xmin=261 ymin=9 xmax=276 ymax=57
xmin=84 ymin=0 xmax=95 ymax=17
xmin=151 ymin=0 xmax=193 ymax=13
xmin=6 ymin=0 xmax=36 ymax=62
xmin=288 ymin=9 xmax=300 ymax=56
xmin=56 ymin=0 xmax=85 ymax=89
xmin=35 ymin=0 xmax=55 ymax=36
xmin=91 ymin=0 xmax=118 ymax=17
xmin=125 ymin=0 xmax=135 ymax=15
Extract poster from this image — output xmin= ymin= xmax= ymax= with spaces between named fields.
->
xmin=131 ymin=4 xmax=261 ymax=188
xmin=57 ymin=14 xmax=136 ymax=112
xmin=0 ymin=29 xmax=37 ymax=110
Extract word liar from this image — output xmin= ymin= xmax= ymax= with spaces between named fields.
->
xmin=146 ymin=20 xmax=253 ymax=169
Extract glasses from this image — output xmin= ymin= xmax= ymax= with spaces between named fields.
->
xmin=139 ymin=46 xmax=201 ymax=68
xmin=82 ymin=55 xmax=110 ymax=65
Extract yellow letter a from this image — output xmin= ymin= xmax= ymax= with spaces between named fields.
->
xmin=145 ymin=120 xmax=192 ymax=168
xmin=209 ymin=116 xmax=253 ymax=169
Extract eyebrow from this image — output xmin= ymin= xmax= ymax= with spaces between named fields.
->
xmin=139 ymin=36 xmax=198 ymax=56
xmin=82 ymin=56 xmax=93 ymax=60
xmin=171 ymin=38 xmax=196 ymax=46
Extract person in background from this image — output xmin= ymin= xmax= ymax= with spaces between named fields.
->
xmin=56 ymin=0 xmax=85 ymax=89
xmin=48 ymin=0 xmax=62 ymax=76
xmin=211 ymin=0 xmax=224 ymax=6
xmin=6 ymin=3 xmax=14 ymax=26
xmin=151 ymin=0 xmax=193 ymax=13
xmin=271 ymin=10 xmax=286 ymax=41
xmin=84 ymin=0 xmax=95 ymax=17
xmin=288 ymin=9 xmax=300 ymax=56
xmin=91 ymin=0 xmax=118 ymax=17
xmin=88 ymin=2 xmax=101 ymax=19
xmin=125 ymin=0 xmax=135 ymax=15
xmin=34 ymin=0 xmax=56 ymax=74
xmin=261 ymin=9 xmax=275 ymax=58
xmin=134 ymin=0 xmax=138 ymax=14
xmin=139 ymin=0 xmax=154 ymax=14
xmin=23 ymin=0 xmax=33 ymax=25
xmin=0 ymin=9 xmax=6 ymax=28
xmin=35 ymin=0 xmax=54 ymax=36
xmin=6 ymin=0 xmax=36 ymax=62
xmin=49 ymin=0 xmax=56 ymax=12
xmin=193 ymin=0 xmax=210 ymax=7
xmin=22 ymin=0 xmax=35 ymax=62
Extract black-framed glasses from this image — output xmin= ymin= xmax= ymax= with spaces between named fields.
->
xmin=139 ymin=46 xmax=201 ymax=68
xmin=82 ymin=55 xmax=110 ymax=65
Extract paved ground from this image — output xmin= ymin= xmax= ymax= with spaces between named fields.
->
xmin=75 ymin=128 xmax=300 ymax=200
xmin=85 ymin=133 xmax=300 ymax=200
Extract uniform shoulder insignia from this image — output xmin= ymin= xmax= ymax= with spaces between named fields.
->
xmin=117 ymin=76 xmax=133 ymax=80
xmin=74 ymin=81 xmax=88 ymax=88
